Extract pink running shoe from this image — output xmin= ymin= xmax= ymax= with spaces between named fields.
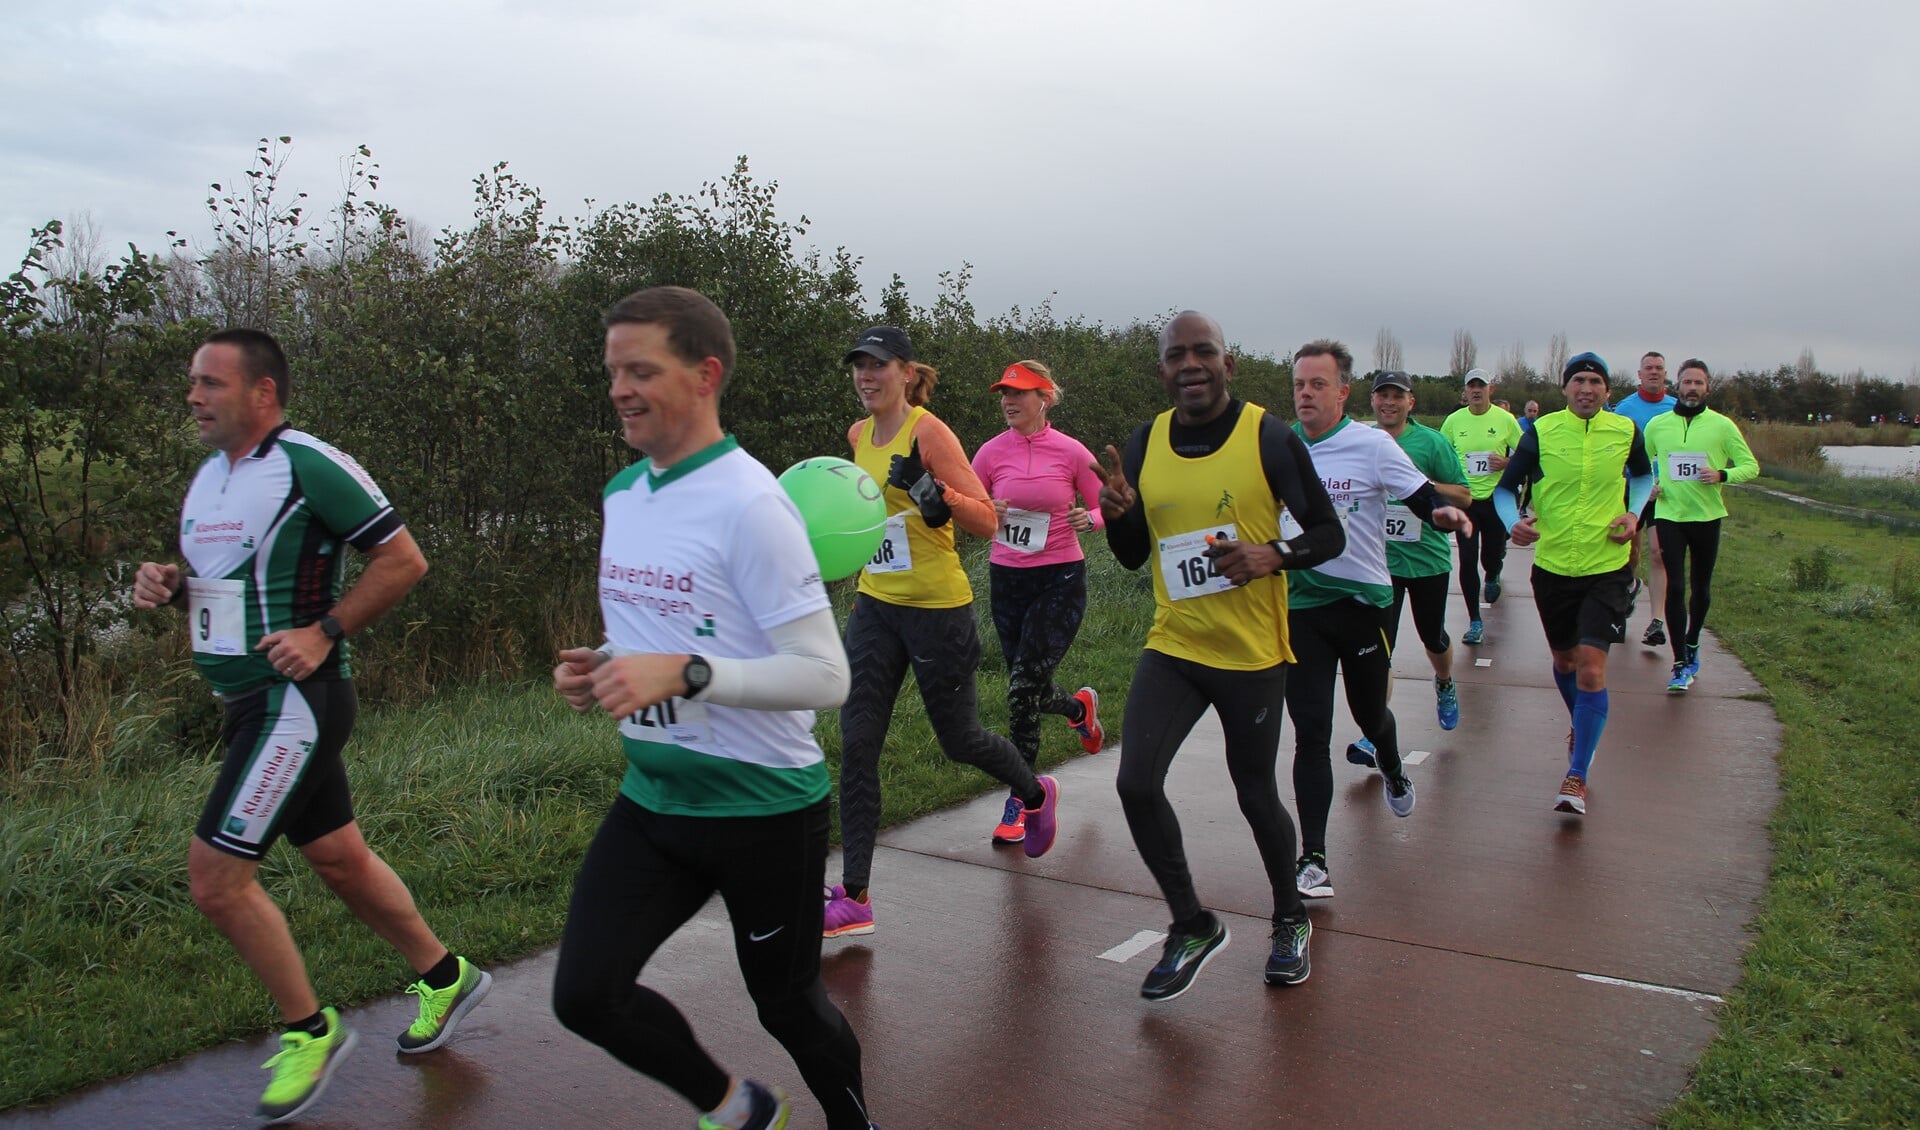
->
xmin=1069 ymin=687 xmax=1105 ymax=753
xmin=822 ymin=886 xmax=875 ymax=938
xmin=1022 ymin=776 xmax=1061 ymax=859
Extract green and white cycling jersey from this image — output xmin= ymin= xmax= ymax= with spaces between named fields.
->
xmin=1285 ymin=417 xmax=1434 ymax=610
xmin=599 ymin=436 xmax=835 ymax=819
xmin=179 ymin=424 xmax=403 ymax=695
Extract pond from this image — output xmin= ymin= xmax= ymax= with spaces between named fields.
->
xmin=1821 ymin=445 xmax=1920 ymax=477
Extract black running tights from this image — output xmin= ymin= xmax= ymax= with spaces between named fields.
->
xmin=989 ymin=560 xmax=1088 ymax=765
xmin=1655 ymin=518 xmax=1722 ymax=662
xmin=1285 ymin=601 xmax=1400 ymax=858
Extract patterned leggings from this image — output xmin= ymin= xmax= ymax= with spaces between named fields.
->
xmin=989 ymin=560 xmax=1087 ymax=766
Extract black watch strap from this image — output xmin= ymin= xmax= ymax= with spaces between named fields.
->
xmin=319 ymin=615 xmax=346 ymax=642
xmin=683 ymin=654 xmax=712 ymax=699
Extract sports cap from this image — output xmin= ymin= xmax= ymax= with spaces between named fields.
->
xmin=1562 ymin=352 xmax=1610 ymax=385
xmin=844 ymin=326 xmax=915 ymax=365
xmin=991 ymin=362 xmax=1055 ymax=393
xmin=1463 ymin=368 xmax=1492 ymax=386
xmin=1371 ymin=370 xmax=1412 ymax=391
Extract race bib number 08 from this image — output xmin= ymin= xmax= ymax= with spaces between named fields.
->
xmin=187 ymin=577 xmax=247 ymax=656
xmin=864 ymin=514 xmax=913 ymax=574
xmin=1158 ymin=523 xmax=1239 ymax=602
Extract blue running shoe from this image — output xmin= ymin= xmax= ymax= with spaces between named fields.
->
xmin=1435 ymin=678 xmax=1459 ymax=731
xmin=1140 ymin=913 xmax=1230 ymax=1002
xmin=1484 ymin=574 xmax=1503 ymax=604
xmin=1462 ymin=620 xmax=1485 ymax=645
xmin=1345 ymin=737 xmax=1377 ymax=767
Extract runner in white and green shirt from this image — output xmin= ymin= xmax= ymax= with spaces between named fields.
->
xmin=549 ymin=287 xmax=873 ymax=1130
xmin=1283 ymin=343 xmax=1473 ymax=902
xmin=133 ymin=329 xmax=487 ymax=1125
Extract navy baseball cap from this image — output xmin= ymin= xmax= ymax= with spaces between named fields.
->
xmin=1372 ymin=370 xmax=1412 ymax=391
xmin=844 ymin=326 xmax=915 ymax=365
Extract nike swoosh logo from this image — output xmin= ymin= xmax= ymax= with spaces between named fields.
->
xmin=749 ymin=926 xmax=784 ymax=942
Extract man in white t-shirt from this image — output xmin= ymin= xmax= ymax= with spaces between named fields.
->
xmin=551 ymin=287 xmax=875 ymax=1130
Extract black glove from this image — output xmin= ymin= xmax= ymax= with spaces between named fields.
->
xmin=888 ymin=440 xmax=951 ymax=528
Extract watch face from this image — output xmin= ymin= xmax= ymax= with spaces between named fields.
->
xmin=687 ymin=660 xmax=711 ymax=687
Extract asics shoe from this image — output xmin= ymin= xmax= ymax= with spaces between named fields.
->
xmin=1483 ymin=574 xmax=1503 ymax=604
xmin=1345 ymin=737 xmax=1377 ymax=767
xmin=1435 ymin=678 xmax=1460 ymax=731
xmin=1139 ymin=912 xmax=1230 ymax=1002
xmin=1382 ymin=768 xmax=1416 ymax=818
xmin=991 ymin=795 xmax=1026 ymax=844
xmin=697 ymin=1078 xmax=790 ymax=1130
xmin=257 ymin=1007 xmax=357 ymax=1125
xmin=1069 ymin=687 xmax=1105 ymax=753
xmin=1295 ymin=853 xmax=1333 ymax=899
xmin=397 ymin=956 xmax=491 ymax=1053
xmin=1264 ymin=914 xmax=1312 ymax=986
xmin=1462 ymin=620 xmax=1485 ymax=645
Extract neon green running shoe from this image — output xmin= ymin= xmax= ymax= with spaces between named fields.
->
xmin=397 ymin=955 xmax=492 ymax=1052
xmin=256 ymin=1006 xmax=357 ymax=1124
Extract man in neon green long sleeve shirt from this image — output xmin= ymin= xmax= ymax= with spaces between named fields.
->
xmin=1641 ymin=359 xmax=1761 ymax=692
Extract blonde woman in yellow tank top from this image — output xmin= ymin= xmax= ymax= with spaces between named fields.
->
xmin=823 ymin=327 xmax=1063 ymax=941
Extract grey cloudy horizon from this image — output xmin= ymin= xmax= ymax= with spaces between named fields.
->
xmin=4 ymin=0 xmax=1915 ymax=381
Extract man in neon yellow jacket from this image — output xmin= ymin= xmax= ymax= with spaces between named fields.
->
xmin=1493 ymin=352 xmax=1654 ymax=817
xmin=1641 ymin=359 xmax=1761 ymax=693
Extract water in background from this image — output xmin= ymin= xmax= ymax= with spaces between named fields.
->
xmin=1821 ymin=445 xmax=1920 ymax=477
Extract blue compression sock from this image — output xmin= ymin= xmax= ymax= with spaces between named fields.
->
xmin=1553 ymin=666 xmax=1578 ymax=714
xmin=1570 ymin=688 xmax=1608 ymax=778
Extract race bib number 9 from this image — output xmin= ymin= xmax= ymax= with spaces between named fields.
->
xmin=1667 ymin=452 xmax=1710 ymax=482
xmin=864 ymin=514 xmax=913 ymax=574
xmin=1158 ymin=523 xmax=1239 ymax=602
xmin=997 ymin=507 xmax=1051 ymax=554
xmin=187 ymin=577 xmax=247 ymax=656
xmin=1384 ymin=502 xmax=1421 ymax=542
xmin=619 ymin=696 xmax=712 ymax=746
xmin=1465 ymin=451 xmax=1496 ymax=477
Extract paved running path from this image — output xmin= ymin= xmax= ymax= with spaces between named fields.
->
xmin=5 ymin=545 xmax=1779 ymax=1129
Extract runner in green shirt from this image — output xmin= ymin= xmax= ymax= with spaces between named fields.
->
xmin=1641 ymin=360 xmax=1761 ymax=692
xmin=1493 ymin=352 xmax=1654 ymax=817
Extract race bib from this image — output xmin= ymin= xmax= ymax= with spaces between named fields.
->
xmin=1384 ymin=503 xmax=1421 ymax=543
xmin=1158 ymin=523 xmax=1239 ymax=602
xmin=186 ymin=577 xmax=247 ymax=656
xmin=864 ymin=514 xmax=913 ymax=574
xmin=619 ymin=696 xmax=712 ymax=747
xmin=1465 ymin=451 xmax=1497 ymax=477
xmin=996 ymin=507 xmax=1051 ymax=554
xmin=1666 ymin=452 xmax=1710 ymax=482
xmin=1279 ymin=506 xmax=1347 ymax=541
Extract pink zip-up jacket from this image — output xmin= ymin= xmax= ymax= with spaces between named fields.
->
xmin=970 ymin=422 xmax=1108 ymax=567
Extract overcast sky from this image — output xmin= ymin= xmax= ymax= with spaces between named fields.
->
xmin=5 ymin=0 xmax=1915 ymax=380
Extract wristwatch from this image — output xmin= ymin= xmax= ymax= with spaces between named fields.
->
xmin=1267 ymin=539 xmax=1291 ymax=572
xmin=318 ymin=615 xmax=346 ymax=642
xmin=682 ymin=655 xmax=712 ymax=699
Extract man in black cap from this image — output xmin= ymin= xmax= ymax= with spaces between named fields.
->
xmin=1439 ymin=368 xmax=1521 ymax=645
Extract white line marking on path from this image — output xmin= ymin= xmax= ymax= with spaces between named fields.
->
xmin=1099 ymin=930 xmax=1166 ymax=963
xmin=1401 ymin=749 xmax=1431 ymax=765
xmin=1577 ymin=973 xmax=1723 ymax=1003
xmin=1475 ymin=658 xmax=1493 ymax=667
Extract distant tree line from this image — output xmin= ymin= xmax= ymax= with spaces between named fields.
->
xmin=5 ymin=140 xmax=1907 ymax=775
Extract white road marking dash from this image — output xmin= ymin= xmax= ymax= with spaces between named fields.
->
xmin=1099 ymin=930 xmax=1166 ymax=963
xmin=1577 ymin=973 xmax=1723 ymax=1003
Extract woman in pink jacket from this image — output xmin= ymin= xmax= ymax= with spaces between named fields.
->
xmin=971 ymin=360 xmax=1110 ymax=845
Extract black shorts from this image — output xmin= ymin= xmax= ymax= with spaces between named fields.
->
xmin=1389 ymin=572 xmax=1451 ymax=655
xmin=196 ymin=679 xmax=358 ymax=860
xmin=1530 ymin=565 xmax=1634 ymax=652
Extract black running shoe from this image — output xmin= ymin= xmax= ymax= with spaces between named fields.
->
xmin=1643 ymin=619 xmax=1667 ymax=647
xmin=1265 ymin=915 xmax=1313 ymax=986
xmin=1140 ymin=913 xmax=1230 ymax=1002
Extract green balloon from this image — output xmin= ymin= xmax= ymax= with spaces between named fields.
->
xmin=778 ymin=456 xmax=887 ymax=581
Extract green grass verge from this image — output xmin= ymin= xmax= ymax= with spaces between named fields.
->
xmin=1661 ymin=492 xmax=1919 ymax=1127
xmin=5 ymin=511 xmax=1917 ymax=1123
